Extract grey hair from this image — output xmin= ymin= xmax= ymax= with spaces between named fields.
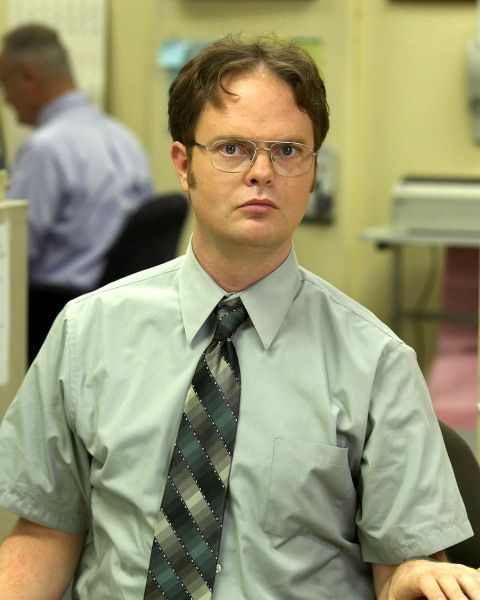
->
xmin=2 ymin=23 xmax=73 ymax=82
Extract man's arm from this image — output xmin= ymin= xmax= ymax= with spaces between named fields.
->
xmin=7 ymin=141 xmax=62 ymax=263
xmin=372 ymin=554 xmax=480 ymax=600
xmin=0 ymin=517 xmax=86 ymax=600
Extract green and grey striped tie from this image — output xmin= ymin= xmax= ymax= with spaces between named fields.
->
xmin=144 ymin=297 xmax=249 ymax=600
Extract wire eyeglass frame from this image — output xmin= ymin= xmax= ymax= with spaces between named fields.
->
xmin=192 ymin=138 xmax=317 ymax=177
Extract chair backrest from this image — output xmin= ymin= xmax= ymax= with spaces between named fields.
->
xmin=99 ymin=193 xmax=188 ymax=286
xmin=439 ymin=420 xmax=480 ymax=567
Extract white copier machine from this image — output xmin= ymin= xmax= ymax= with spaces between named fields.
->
xmin=390 ymin=177 xmax=480 ymax=236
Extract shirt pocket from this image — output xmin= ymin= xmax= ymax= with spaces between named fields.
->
xmin=263 ymin=437 xmax=356 ymax=539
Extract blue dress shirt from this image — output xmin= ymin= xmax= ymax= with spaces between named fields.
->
xmin=7 ymin=91 xmax=154 ymax=289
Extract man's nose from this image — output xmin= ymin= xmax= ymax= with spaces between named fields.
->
xmin=244 ymin=147 xmax=275 ymax=185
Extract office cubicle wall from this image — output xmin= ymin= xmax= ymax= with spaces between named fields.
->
xmin=0 ymin=199 xmax=28 ymax=540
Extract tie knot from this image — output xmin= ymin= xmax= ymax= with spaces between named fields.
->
xmin=212 ymin=297 xmax=248 ymax=342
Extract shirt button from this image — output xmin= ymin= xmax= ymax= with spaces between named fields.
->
xmin=216 ymin=563 xmax=222 ymax=574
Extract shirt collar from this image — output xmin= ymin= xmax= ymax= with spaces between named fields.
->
xmin=179 ymin=241 xmax=302 ymax=350
xmin=37 ymin=91 xmax=90 ymax=127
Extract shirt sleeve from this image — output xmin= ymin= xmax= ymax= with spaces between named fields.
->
xmin=0 ymin=308 xmax=91 ymax=533
xmin=356 ymin=340 xmax=473 ymax=564
xmin=7 ymin=139 xmax=63 ymax=263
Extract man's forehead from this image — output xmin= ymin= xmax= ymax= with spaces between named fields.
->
xmin=195 ymin=76 xmax=313 ymax=142
xmin=201 ymin=75 xmax=296 ymax=116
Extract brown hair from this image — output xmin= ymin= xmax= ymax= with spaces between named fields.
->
xmin=168 ymin=34 xmax=329 ymax=152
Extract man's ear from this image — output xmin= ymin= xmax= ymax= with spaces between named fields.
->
xmin=171 ymin=142 xmax=190 ymax=193
xmin=309 ymin=162 xmax=317 ymax=194
xmin=20 ymin=64 xmax=41 ymax=87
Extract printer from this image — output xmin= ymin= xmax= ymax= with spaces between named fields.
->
xmin=391 ymin=177 xmax=480 ymax=236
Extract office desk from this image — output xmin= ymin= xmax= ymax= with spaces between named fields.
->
xmin=361 ymin=226 xmax=480 ymax=460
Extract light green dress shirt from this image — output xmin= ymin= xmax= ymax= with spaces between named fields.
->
xmin=0 ymin=244 xmax=472 ymax=599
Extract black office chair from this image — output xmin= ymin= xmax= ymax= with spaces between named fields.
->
xmin=28 ymin=193 xmax=189 ymax=363
xmin=99 ymin=193 xmax=188 ymax=285
xmin=439 ymin=420 xmax=480 ymax=567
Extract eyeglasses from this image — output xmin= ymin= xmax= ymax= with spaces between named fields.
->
xmin=192 ymin=139 xmax=317 ymax=177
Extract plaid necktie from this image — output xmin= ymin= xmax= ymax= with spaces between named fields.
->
xmin=144 ymin=297 xmax=249 ymax=599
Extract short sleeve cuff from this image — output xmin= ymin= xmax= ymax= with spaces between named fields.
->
xmin=0 ymin=486 xmax=90 ymax=534
xmin=359 ymin=517 xmax=473 ymax=564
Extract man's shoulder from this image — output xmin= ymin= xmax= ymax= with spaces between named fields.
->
xmin=22 ymin=116 xmax=73 ymax=154
xmin=31 ymin=94 xmax=146 ymax=158
xmin=67 ymin=256 xmax=185 ymax=313
xmin=34 ymin=99 xmax=102 ymax=142
xmin=38 ymin=256 xmax=186 ymax=376
xmin=298 ymin=266 xmax=400 ymax=342
xmin=20 ymin=108 xmax=147 ymax=168
xmin=91 ymin=255 xmax=184 ymax=292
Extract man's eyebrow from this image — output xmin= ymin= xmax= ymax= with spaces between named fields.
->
xmin=206 ymin=135 xmax=251 ymax=142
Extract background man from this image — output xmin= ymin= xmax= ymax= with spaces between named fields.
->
xmin=0 ymin=23 xmax=153 ymax=290
xmin=0 ymin=35 xmax=479 ymax=600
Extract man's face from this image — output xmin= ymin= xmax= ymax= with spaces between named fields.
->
xmin=171 ymin=70 xmax=316 ymax=264
xmin=0 ymin=55 xmax=38 ymax=126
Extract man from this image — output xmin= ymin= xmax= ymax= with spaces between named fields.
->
xmin=0 ymin=35 xmax=479 ymax=600
xmin=0 ymin=24 xmax=154 ymax=291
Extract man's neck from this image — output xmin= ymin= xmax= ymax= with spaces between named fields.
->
xmin=35 ymin=83 xmax=76 ymax=122
xmin=192 ymin=237 xmax=291 ymax=292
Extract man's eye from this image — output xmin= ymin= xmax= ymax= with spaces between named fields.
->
xmin=217 ymin=141 xmax=249 ymax=156
xmin=224 ymin=143 xmax=239 ymax=155
xmin=278 ymin=144 xmax=302 ymax=158
xmin=282 ymin=145 xmax=295 ymax=156
xmin=271 ymin=143 xmax=298 ymax=159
